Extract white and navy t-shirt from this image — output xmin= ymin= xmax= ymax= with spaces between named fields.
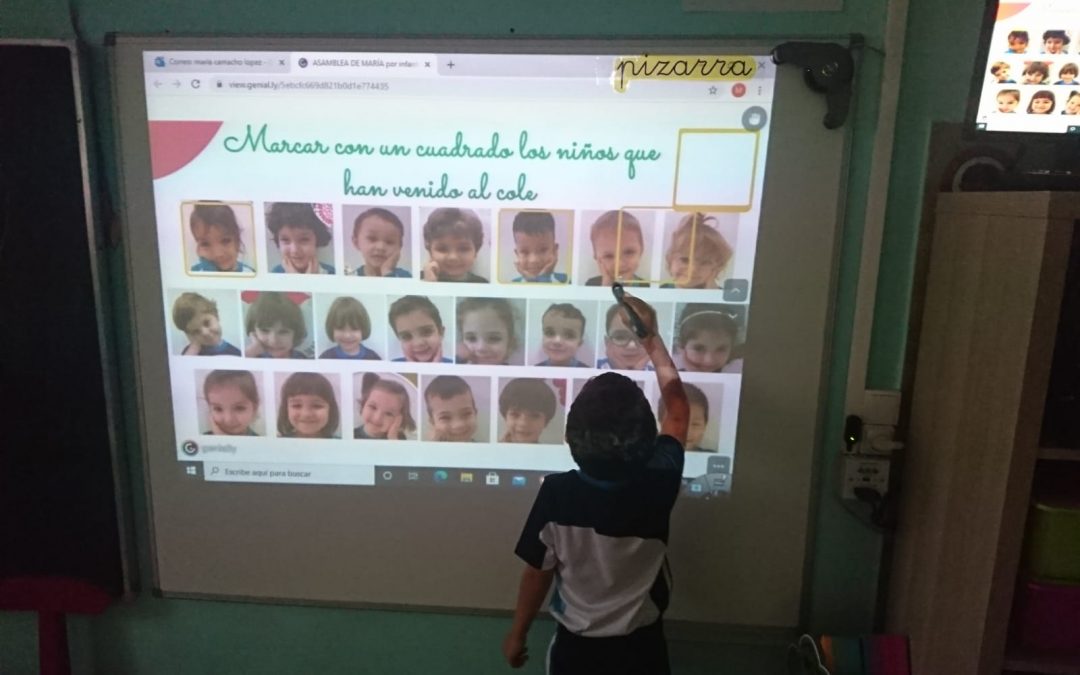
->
xmin=514 ymin=435 xmax=684 ymax=638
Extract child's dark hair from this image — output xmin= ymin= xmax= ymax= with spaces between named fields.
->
xmin=172 ymin=292 xmax=219 ymax=331
xmin=277 ymin=372 xmax=339 ymax=438
xmin=457 ymin=297 xmax=518 ymax=353
xmin=1061 ymin=63 xmax=1079 ymax=77
xmin=353 ymin=207 xmax=405 ymax=242
xmin=424 ymin=375 xmax=475 ymax=410
xmin=389 ymin=295 xmax=444 ymax=335
xmin=245 ymin=292 xmax=307 ymax=342
xmin=1044 ymin=30 xmax=1070 ymax=45
xmin=360 ymin=372 xmax=416 ymax=433
xmin=659 ymin=382 xmax=706 ymax=424
xmin=1024 ymin=62 xmax=1050 ymax=80
xmin=499 ymin=378 xmax=557 ymax=423
xmin=1028 ymin=89 xmax=1056 ymax=114
xmin=990 ymin=61 xmax=1009 ymax=76
xmin=566 ymin=373 xmax=656 ymax=479
xmin=267 ymin=202 xmax=332 ymax=247
xmin=512 ymin=211 xmax=556 ymax=238
xmin=604 ymin=303 xmax=633 ymax=334
xmin=423 ymin=207 xmax=484 ymax=250
xmin=325 ymin=296 xmax=371 ymax=341
xmin=1009 ymin=30 xmax=1029 ymax=43
xmin=590 ymin=210 xmax=643 ymax=250
xmin=204 ymin=370 xmax=260 ymax=408
xmin=543 ymin=303 xmax=586 ymax=335
xmin=677 ymin=304 xmax=739 ymax=347
xmin=190 ymin=202 xmax=243 ymax=246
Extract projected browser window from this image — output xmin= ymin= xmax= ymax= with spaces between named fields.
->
xmin=145 ymin=50 xmax=774 ymax=495
xmin=975 ymin=1 xmax=1080 ymax=133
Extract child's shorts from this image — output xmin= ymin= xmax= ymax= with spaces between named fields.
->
xmin=547 ymin=620 xmax=669 ymax=675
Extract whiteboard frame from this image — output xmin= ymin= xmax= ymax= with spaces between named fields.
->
xmin=112 ymin=35 xmax=849 ymax=630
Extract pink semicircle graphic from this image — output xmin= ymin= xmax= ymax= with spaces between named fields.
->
xmin=148 ymin=121 xmax=223 ymax=180
xmin=997 ymin=3 xmax=1031 ymax=21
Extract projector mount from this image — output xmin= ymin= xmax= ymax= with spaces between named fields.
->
xmin=771 ymin=42 xmax=855 ymax=130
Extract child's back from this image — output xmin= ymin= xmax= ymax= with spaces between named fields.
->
xmin=505 ymin=296 xmax=688 ymax=674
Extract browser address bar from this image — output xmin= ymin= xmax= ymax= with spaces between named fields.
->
xmin=212 ymin=77 xmax=392 ymax=92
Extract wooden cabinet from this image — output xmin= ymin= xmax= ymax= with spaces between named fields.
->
xmin=886 ymin=192 xmax=1080 ymax=675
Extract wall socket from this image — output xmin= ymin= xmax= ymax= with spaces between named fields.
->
xmin=842 ymin=455 xmax=890 ymax=500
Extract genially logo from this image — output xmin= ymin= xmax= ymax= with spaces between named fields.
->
xmin=612 ymin=55 xmax=756 ymax=93
xmin=154 ymin=56 xmax=166 ymax=67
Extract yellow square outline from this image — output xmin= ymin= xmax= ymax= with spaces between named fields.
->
xmin=180 ymin=199 xmax=259 ymax=278
xmin=671 ymin=129 xmax=760 ymax=213
xmin=494 ymin=208 xmax=575 ymax=285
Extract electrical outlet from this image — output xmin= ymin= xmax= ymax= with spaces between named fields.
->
xmin=860 ymin=424 xmax=897 ymax=456
xmin=842 ymin=456 xmax=890 ymax=500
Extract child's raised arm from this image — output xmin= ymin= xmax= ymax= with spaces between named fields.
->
xmin=618 ymin=294 xmax=689 ymax=446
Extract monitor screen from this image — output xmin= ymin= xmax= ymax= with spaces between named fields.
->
xmin=973 ymin=1 xmax=1080 ymax=133
xmin=144 ymin=50 xmax=773 ymax=496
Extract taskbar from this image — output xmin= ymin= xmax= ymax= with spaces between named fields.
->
xmin=178 ymin=461 xmax=731 ymax=497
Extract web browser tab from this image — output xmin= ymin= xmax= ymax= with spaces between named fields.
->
xmin=291 ymin=52 xmax=437 ymax=77
xmin=145 ymin=51 xmax=291 ymax=73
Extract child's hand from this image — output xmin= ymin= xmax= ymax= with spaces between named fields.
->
xmin=282 ymin=256 xmax=320 ymax=274
xmin=428 ymin=427 xmax=449 ymax=442
xmin=601 ymin=266 xmax=615 ymax=287
xmin=423 ymin=259 xmax=441 ymax=281
xmin=618 ymin=293 xmax=659 ymax=337
xmin=501 ymin=631 xmax=528 ymax=668
xmin=244 ymin=335 xmax=268 ymax=358
xmin=379 ymin=249 xmax=401 ymax=277
xmin=386 ymin=414 xmax=403 ymax=441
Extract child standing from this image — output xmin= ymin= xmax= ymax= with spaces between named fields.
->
xmin=510 ymin=211 xmax=568 ymax=283
xmin=267 ymin=202 xmax=335 ymax=274
xmin=536 ymin=303 xmax=590 ymax=368
xmin=659 ymin=383 xmax=715 ymax=453
xmin=319 ymin=297 xmax=381 ymax=360
xmin=662 ymin=212 xmax=734 ymax=289
xmin=188 ymin=202 xmax=254 ymax=273
xmin=424 ymin=375 xmax=479 ymax=442
xmin=421 ymin=207 xmax=489 ymax=282
xmin=388 ymin=295 xmax=453 ymax=363
xmin=172 ymin=292 xmax=241 ymax=356
xmin=354 ymin=373 xmax=415 ymax=440
xmin=352 ymin=207 xmax=410 ymax=277
xmin=456 ymin=297 xmax=518 ymax=365
xmin=277 ymin=372 xmax=339 ymax=439
xmin=584 ymin=210 xmax=649 ymax=287
xmin=498 ymin=379 xmax=557 ymax=444
xmin=675 ymin=305 xmax=739 ymax=373
xmin=244 ymin=292 xmax=310 ymax=359
xmin=504 ymin=293 xmax=688 ymax=675
xmin=203 ymin=370 xmax=260 ymax=436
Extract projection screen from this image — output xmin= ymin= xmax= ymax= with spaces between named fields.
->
xmin=113 ymin=36 xmax=846 ymax=627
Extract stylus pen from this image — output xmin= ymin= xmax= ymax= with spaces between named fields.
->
xmin=612 ymin=282 xmax=650 ymax=339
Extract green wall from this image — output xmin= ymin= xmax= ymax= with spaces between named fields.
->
xmin=0 ymin=0 xmax=988 ymax=672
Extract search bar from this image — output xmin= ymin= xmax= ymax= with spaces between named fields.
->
xmin=203 ymin=462 xmax=375 ymax=486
